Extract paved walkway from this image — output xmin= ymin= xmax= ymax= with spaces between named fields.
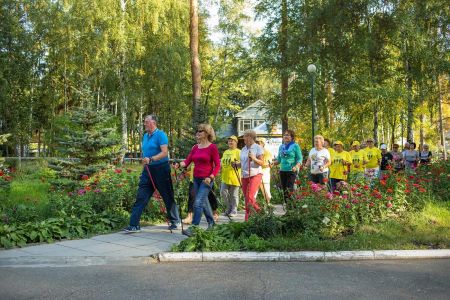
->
xmin=0 ymin=209 xmax=253 ymax=267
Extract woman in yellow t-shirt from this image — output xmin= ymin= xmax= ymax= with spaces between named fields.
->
xmin=364 ymin=138 xmax=381 ymax=179
xmin=329 ymin=141 xmax=351 ymax=191
xmin=349 ymin=141 xmax=367 ymax=181
xmin=220 ymin=135 xmax=241 ymax=216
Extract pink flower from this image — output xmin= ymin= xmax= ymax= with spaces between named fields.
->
xmin=386 ymin=202 xmax=393 ymax=208
xmin=345 ymin=203 xmax=351 ymax=209
xmin=94 ymin=189 xmax=101 ymax=193
xmin=326 ymin=192 xmax=333 ymax=199
xmin=78 ymin=189 xmax=86 ymax=195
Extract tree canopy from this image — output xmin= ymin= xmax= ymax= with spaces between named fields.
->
xmin=0 ymin=0 xmax=448 ymax=157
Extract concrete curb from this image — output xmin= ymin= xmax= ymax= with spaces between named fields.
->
xmin=156 ymin=249 xmax=450 ymax=262
xmin=0 ymin=256 xmax=157 ymax=268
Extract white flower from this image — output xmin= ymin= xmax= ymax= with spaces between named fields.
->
xmin=322 ymin=217 xmax=330 ymax=225
xmin=302 ymin=204 xmax=308 ymax=209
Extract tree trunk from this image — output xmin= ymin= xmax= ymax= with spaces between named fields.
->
xmin=419 ymin=113 xmax=424 ymax=149
xmin=438 ymin=75 xmax=447 ymax=160
xmin=190 ymin=0 xmax=202 ymax=127
xmin=403 ymin=39 xmax=414 ymax=143
xmin=37 ymin=129 xmax=41 ymax=157
xmin=280 ymin=0 xmax=289 ymax=132
xmin=373 ymin=105 xmax=378 ymax=145
xmin=119 ymin=0 xmax=128 ymax=162
xmin=390 ymin=116 xmax=396 ymax=149
xmin=325 ymin=81 xmax=333 ymax=127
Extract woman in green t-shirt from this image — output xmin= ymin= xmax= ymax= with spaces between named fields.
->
xmin=273 ymin=130 xmax=303 ymax=206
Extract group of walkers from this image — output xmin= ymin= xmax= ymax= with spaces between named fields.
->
xmin=124 ymin=114 xmax=433 ymax=236
xmin=306 ymin=136 xmax=432 ymax=192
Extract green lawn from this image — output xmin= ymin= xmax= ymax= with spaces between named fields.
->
xmin=249 ymin=201 xmax=450 ymax=251
xmin=8 ymin=179 xmax=50 ymax=206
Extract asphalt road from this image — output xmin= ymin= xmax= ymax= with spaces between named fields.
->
xmin=1 ymin=259 xmax=449 ymax=299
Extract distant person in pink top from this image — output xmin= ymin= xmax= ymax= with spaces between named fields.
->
xmin=177 ymin=123 xmax=220 ymax=236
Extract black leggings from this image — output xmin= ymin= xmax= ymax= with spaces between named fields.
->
xmin=187 ymin=182 xmax=218 ymax=212
xmin=280 ymin=171 xmax=296 ymax=203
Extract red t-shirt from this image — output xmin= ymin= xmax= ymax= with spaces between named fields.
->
xmin=184 ymin=144 xmax=221 ymax=178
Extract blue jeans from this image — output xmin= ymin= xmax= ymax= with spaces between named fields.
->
xmin=192 ymin=177 xmax=215 ymax=226
xmin=129 ymin=162 xmax=180 ymax=226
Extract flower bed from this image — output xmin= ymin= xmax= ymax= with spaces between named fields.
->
xmin=0 ymin=165 xmax=169 ymax=248
xmin=173 ymin=160 xmax=449 ymax=252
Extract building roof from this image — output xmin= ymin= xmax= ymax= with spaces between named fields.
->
xmin=235 ymin=100 xmax=268 ymax=119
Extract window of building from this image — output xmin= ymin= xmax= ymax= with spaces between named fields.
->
xmin=253 ymin=119 xmax=264 ymax=128
xmin=239 ymin=119 xmax=252 ymax=132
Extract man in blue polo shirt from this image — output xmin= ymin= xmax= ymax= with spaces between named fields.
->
xmin=125 ymin=114 xmax=180 ymax=232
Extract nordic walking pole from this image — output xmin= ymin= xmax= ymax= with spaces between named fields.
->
xmin=145 ymin=164 xmax=172 ymax=233
xmin=232 ymin=159 xmax=243 ymax=189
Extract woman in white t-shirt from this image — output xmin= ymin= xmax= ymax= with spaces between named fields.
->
xmin=403 ymin=142 xmax=419 ymax=172
xmin=305 ymin=135 xmax=331 ymax=185
xmin=232 ymin=130 xmax=264 ymax=221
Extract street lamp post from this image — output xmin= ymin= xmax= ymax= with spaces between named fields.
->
xmin=307 ymin=64 xmax=317 ymax=147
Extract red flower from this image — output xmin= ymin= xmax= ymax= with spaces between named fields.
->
xmin=81 ymin=174 xmax=89 ymax=180
xmin=386 ymin=202 xmax=393 ymax=208
xmin=404 ymin=189 xmax=411 ymax=194
xmin=387 ymin=196 xmax=393 ymax=201
xmin=345 ymin=203 xmax=351 ymax=209
xmin=380 ymin=180 xmax=386 ymax=186
xmin=115 ymin=169 xmax=122 ymax=174
xmin=0 ymin=171 xmax=3 ymax=176
xmin=387 ymin=188 xmax=393 ymax=193
xmin=363 ymin=185 xmax=369 ymax=190
xmin=369 ymin=202 xmax=375 ymax=207
xmin=323 ymin=178 xmax=329 ymax=183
